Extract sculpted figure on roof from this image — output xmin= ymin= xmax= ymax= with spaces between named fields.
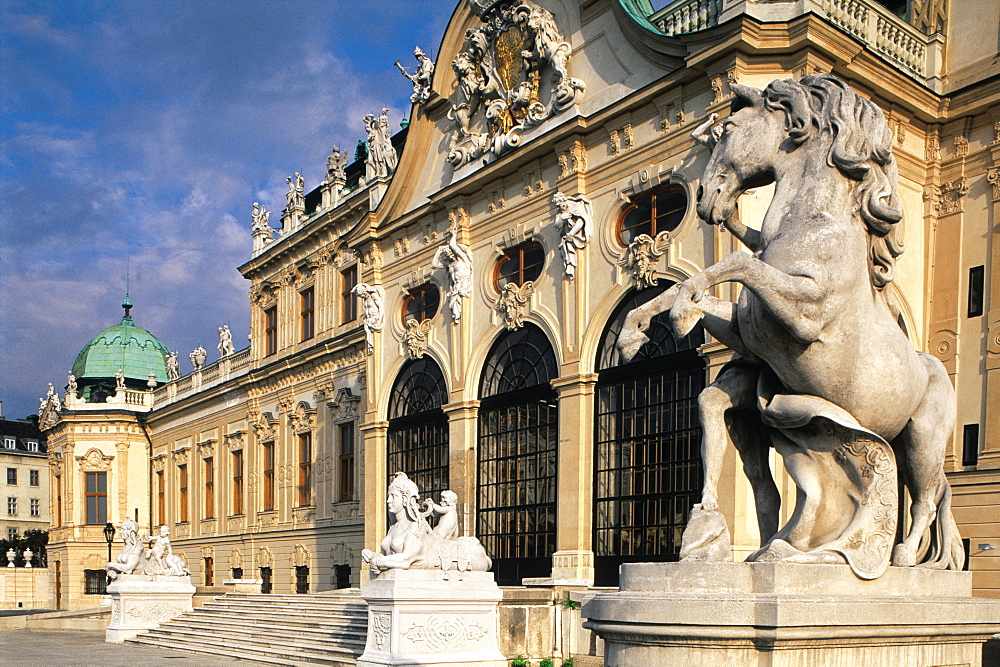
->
xmin=364 ymin=109 xmax=398 ymax=182
xmin=446 ymin=1 xmax=585 ymax=169
xmin=395 ymin=46 xmax=435 ymax=104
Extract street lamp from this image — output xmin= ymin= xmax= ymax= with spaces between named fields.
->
xmin=103 ymin=522 xmax=116 ymax=565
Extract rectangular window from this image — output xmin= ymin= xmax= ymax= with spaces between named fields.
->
xmin=968 ymin=265 xmax=985 ymax=318
xmin=231 ymin=567 xmax=243 ymax=579
xmin=295 ymin=565 xmax=309 ymax=594
xmin=203 ymin=556 xmax=214 ymax=586
xmin=204 ymin=457 xmax=215 ymax=519
xmin=56 ymin=475 xmax=62 ymax=525
xmin=3 ymin=437 xmax=14 ymax=449
xmin=260 ymin=566 xmax=272 ymax=594
xmin=7 ymin=497 xmax=16 ymax=515
xmin=962 ymin=424 xmax=980 ymax=466
xmin=85 ymin=472 xmax=107 ymax=524
xmin=265 ymin=306 xmax=278 ymax=356
xmin=84 ymin=570 xmax=107 ymax=595
xmin=341 ymin=265 xmax=358 ymax=323
xmin=30 ymin=498 xmax=40 ymax=517
xmin=178 ymin=464 xmax=188 ymax=523
xmin=7 ymin=527 xmax=17 ymax=540
xmin=339 ymin=422 xmax=355 ymax=501
xmin=300 ymin=287 xmax=315 ymax=341
xmin=25 ymin=440 xmax=38 ymax=452
xmin=29 ymin=469 xmax=39 ymax=486
xmin=232 ymin=450 xmax=244 ymax=515
xmin=298 ymin=433 xmax=312 ymax=506
xmin=6 ymin=468 xmax=16 ymax=485
xmin=263 ymin=442 xmax=275 ymax=511
xmin=156 ymin=470 xmax=165 ymax=526
xmin=334 ymin=564 xmax=351 ymax=589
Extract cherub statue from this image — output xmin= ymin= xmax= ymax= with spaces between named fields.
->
xmin=67 ymin=372 xmax=77 ymax=393
xmin=423 ymin=490 xmax=459 ymax=539
xmin=143 ymin=525 xmax=189 ymax=576
xmin=114 ymin=368 xmax=125 ymax=390
xmin=395 ymin=46 xmax=435 ymax=104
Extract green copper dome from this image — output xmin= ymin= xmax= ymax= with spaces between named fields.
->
xmin=72 ymin=301 xmax=170 ymax=388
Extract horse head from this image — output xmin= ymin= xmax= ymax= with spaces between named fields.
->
xmin=696 ymin=83 xmax=784 ymax=228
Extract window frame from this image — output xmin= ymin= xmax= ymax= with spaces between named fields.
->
xmin=616 ymin=183 xmax=688 ymax=247
xmin=402 ymin=282 xmax=440 ymax=324
xmin=6 ymin=468 xmax=15 ymax=485
xmin=338 ymin=423 xmax=355 ymax=502
xmin=493 ymin=241 xmax=545 ymax=291
xmin=84 ymin=471 xmax=107 ymax=525
xmin=30 ymin=498 xmax=40 ymax=517
xmin=7 ymin=497 xmax=16 ymax=516
xmin=29 ymin=469 xmax=39 ymax=487
xmin=156 ymin=470 xmax=165 ymax=526
xmin=341 ymin=265 xmax=358 ymax=323
xmin=300 ymin=286 xmax=315 ymax=341
xmin=264 ymin=306 xmax=278 ymax=357
xmin=232 ymin=450 xmax=244 ymax=515
xmin=203 ymin=457 xmax=215 ymax=519
xmin=178 ymin=463 xmax=189 ymax=523
xmin=297 ymin=433 xmax=312 ymax=507
xmin=263 ymin=442 xmax=275 ymax=511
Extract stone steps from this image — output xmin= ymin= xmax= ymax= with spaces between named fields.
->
xmin=126 ymin=591 xmax=367 ymax=665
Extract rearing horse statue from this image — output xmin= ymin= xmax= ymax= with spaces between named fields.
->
xmin=618 ymin=74 xmax=963 ymax=578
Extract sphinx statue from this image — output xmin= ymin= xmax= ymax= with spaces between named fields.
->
xmin=362 ymin=472 xmax=491 ymax=580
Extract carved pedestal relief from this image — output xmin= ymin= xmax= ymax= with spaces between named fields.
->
xmin=446 ymin=0 xmax=585 ymax=168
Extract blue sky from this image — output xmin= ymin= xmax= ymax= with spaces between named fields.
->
xmin=0 ymin=0 xmax=456 ymax=419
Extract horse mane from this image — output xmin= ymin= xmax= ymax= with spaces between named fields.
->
xmin=758 ymin=74 xmax=904 ymax=297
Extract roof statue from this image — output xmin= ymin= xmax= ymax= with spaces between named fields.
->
xmin=189 ymin=346 xmax=207 ymax=371
xmin=446 ymin=0 xmax=585 ymax=168
xmin=395 ymin=46 xmax=435 ymax=104
xmin=165 ymin=352 xmax=180 ymax=381
xmin=618 ymin=75 xmax=963 ymax=579
xmin=364 ymin=108 xmax=398 ymax=182
xmin=217 ymin=325 xmax=234 ymax=358
xmin=326 ymin=145 xmax=347 ymax=182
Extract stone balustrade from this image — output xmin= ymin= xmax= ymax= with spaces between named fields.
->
xmin=153 ymin=347 xmax=251 ymax=409
xmin=648 ymin=0 xmax=942 ymax=84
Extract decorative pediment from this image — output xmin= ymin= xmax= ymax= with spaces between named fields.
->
xmin=445 ymin=0 xmax=585 ymax=169
xmin=289 ymin=401 xmax=318 ymax=434
xmin=77 ymin=448 xmax=113 ymax=472
xmin=229 ymin=548 xmax=244 ymax=570
xmin=196 ymin=438 xmax=216 ymax=457
xmin=170 ymin=447 xmax=191 ymax=465
xmin=255 ymin=546 xmax=273 ymax=569
xmin=328 ymin=387 xmax=361 ymax=424
xmin=291 ymin=544 xmax=310 ymax=568
xmin=151 ymin=454 xmax=167 ymax=472
xmin=249 ymin=280 xmax=279 ymax=308
xmin=252 ymin=412 xmax=278 ymax=443
xmin=224 ymin=430 xmax=246 ymax=451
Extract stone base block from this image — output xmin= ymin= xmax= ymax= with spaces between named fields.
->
xmin=222 ymin=578 xmax=262 ymax=593
xmin=583 ymin=562 xmax=1000 ymax=667
xmin=105 ymin=574 xmax=195 ymax=643
xmin=358 ymin=569 xmax=507 ymax=667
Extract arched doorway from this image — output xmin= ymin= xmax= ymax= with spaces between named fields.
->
xmin=387 ymin=357 xmax=449 ymax=501
xmin=478 ymin=324 xmax=559 ymax=585
xmin=594 ymin=287 xmax=706 ymax=586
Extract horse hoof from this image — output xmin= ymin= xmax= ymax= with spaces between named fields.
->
xmin=892 ymin=544 xmax=916 ymax=567
xmin=671 ymin=307 xmax=702 ymax=338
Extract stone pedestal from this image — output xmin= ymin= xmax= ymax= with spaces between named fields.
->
xmin=105 ymin=574 xmax=195 ymax=643
xmin=358 ymin=569 xmax=507 ymax=667
xmin=583 ymin=562 xmax=1000 ymax=667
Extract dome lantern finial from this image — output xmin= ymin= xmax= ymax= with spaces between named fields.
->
xmin=121 ymin=296 xmax=133 ymax=323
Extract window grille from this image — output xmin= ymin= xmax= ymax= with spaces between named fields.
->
xmin=387 ymin=358 xmax=450 ymax=502
xmin=478 ymin=324 xmax=559 ymax=585
xmin=593 ymin=286 xmax=705 ymax=586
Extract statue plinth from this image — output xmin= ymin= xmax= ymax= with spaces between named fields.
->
xmin=358 ymin=569 xmax=506 ymax=667
xmin=105 ymin=574 xmax=194 ymax=643
xmin=583 ymin=562 xmax=1000 ymax=667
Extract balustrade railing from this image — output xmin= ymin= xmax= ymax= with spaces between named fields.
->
xmin=647 ymin=0 xmax=938 ymax=82
xmin=151 ymin=346 xmax=252 ymax=409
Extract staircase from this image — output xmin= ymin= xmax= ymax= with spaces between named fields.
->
xmin=127 ymin=591 xmax=368 ymax=665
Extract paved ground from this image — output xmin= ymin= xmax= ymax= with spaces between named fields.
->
xmin=0 ymin=629 xmax=269 ymax=666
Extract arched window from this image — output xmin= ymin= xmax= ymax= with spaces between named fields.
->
xmin=402 ymin=283 xmax=440 ymax=323
xmin=593 ymin=286 xmax=706 ymax=586
xmin=494 ymin=241 xmax=545 ymax=290
xmin=478 ymin=324 xmax=558 ymax=585
xmin=387 ymin=358 xmax=449 ymax=501
xmin=617 ymin=184 xmax=687 ymax=246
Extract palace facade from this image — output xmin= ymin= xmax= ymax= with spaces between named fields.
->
xmin=44 ymin=0 xmax=1000 ymax=610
